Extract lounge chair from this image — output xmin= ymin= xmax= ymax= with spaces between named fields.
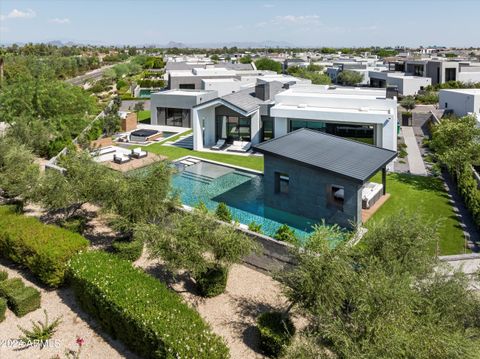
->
xmin=131 ymin=147 xmax=148 ymax=159
xmin=227 ymin=140 xmax=251 ymax=153
xmin=212 ymin=139 xmax=226 ymax=150
xmin=362 ymin=182 xmax=383 ymax=209
xmin=113 ymin=153 xmax=131 ymax=164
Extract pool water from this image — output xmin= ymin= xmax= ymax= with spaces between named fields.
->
xmin=171 ymin=160 xmax=318 ymax=238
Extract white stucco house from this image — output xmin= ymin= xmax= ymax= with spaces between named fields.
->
xmin=192 ymin=82 xmax=398 ymax=169
xmin=439 ymin=89 xmax=480 ymax=119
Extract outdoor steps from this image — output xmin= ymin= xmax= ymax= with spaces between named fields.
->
xmin=172 ymin=135 xmax=193 ymax=149
xmin=180 ymin=170 xmax=213 ymax=184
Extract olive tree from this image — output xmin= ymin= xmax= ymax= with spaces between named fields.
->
xmin=0 ymin=137 xmax=40 ymax=202
xmin=136 ymin=208 xmax=258 ymax=296
xmin=336 ymin=70 xmax=364 ymax=86
xmin=278 ymin=212 xmax=480 ymax=359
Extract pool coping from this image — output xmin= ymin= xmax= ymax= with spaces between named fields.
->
xmin=173 ymin=155 xmax=264 ymax=175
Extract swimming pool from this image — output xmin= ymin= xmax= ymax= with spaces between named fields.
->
xmin=171 ymin=159 xmax=318 ymax=238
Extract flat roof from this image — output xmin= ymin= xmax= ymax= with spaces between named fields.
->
xmin=153 ymin=89 xmax=213 ymax=96
xmin=439 ymin=89 xmax=480 ymax=95
xmin=253 ymin=128 xmax=397 ymax=183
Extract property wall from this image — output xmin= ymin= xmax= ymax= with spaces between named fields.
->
xmin=263 ymin=154 xmax=362 ymax=229
xmin=387 ymin=76 xmax=431 ymax=96
xmin=121 ymin=112 xmax=137 ymax=132
xmin=458 ymin=71 xmax=480 ymax=83
xmin=438 ymin=90 xmax=477 ymax=117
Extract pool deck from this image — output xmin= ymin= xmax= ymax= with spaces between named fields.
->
xmin=362 ymin=193 xmax=390 ymax=223
xmin=103 ymin=153 xmax=167 ymax=172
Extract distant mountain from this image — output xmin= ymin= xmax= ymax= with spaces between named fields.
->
xmin=158 ymin=40 xmax=294 ymax=49
xmin=166 ymin=41 xmax=187 ymax=48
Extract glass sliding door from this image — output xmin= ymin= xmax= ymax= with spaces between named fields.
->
xmin=216 ymin=115 xmax=251 ymax=142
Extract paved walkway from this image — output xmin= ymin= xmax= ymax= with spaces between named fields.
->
xmin=401 ymin=126 xmax=427 ymax=175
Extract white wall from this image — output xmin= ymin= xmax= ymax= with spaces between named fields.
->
xmin=439 ymin=90 xmax=480 ymax=117
xmin=192 ymin=106 xmax=216 ymax=150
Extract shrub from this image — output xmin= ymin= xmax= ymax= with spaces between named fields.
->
xmin=0 ymin=270 xmax=8 ymax=281
xmin=0 ymin=298 xmax=6 ymax=322
xmin=257 ymin=311 xmax=295 ymax=357
xmin=0 ymin=206 xmax=89 ymax=287
xmin=400 ymin=96 xmax=416 ymax=110
xmin=248 ymin=221 xmax=263 ymax=233
xmin=60 ymin=216 xmax=88 ymax=234
xmin=17 ymin=310 xmax=62 ymax=348
xmin=274 ymin=224 xmax=297 ymax=243
xmin=111 ymin=239 xmax=143 ymax=261
xmin=215 ymin=202 xmax=232 ymax=222
xmin=68 ymin=251 xmax=229 ymax=358
xmin=195 ymin=265 xmax=228 ymax=297
xmin=0 ymin=278 xmax=41 ymax=317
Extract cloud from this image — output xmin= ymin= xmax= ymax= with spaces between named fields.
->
xmin=255 ymin=15 xmax=322 ymax=28
xmin=3 ymin=8 xmax=36 ymax=19
xmin=273 ymin=15 xmax=321 ymax=25
xmin=49 ymin=18 xmax=70 ymax=24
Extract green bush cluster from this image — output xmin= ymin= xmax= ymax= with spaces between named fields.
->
xmin=68 ymin=251 xmax=229 ymax=358
xmin=215 ymin=202 xmax=233 ymax=222
xmin=0 ymin=270 xmax=8 ymax=281
xmin=274 ymin=224 xmax=297 ymax=243
xmin=0 ymin=278 xmax=41 ymax=317
xmin=0 ymin=298 xmax=6 ymax=322
xmin=138 ymin=79 xmax=165 ymax=88
xmin=195 ymin=265 xmax=228 ymax=298
xmin=60 ymin=216 xmax=88 ymax=234
xmin=457 ymin=168 xmax=480 ymax=228
xmin=257 ymin=311 xmax=295 ymax=357
xmin=111 ymin=239 xmax=143 ymax=261
xmin=0 ymin=206 xmax=89 ymax=287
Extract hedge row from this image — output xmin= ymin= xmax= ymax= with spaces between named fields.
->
xmin=68 ymin=251 xmax=229 ymax=358
xmin=0 ymin=278 xmax=41 ymax=317
xmin=111 ymin=239 xmax=143 ymax=261
xmin=0 ymin=298 xmax=6 ymax=322
xmin=0 ymin=206 xmax=89 ymax=287
xmin=456 ymin=168 xmax=480 ymax=228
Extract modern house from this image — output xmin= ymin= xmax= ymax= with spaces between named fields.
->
xmin=438 ymin=89 xmax=480 ymax=119
xmin=369 ymin=71 xmax=431 ymax=96
xmin=192 ymin=83 xmax=398 ymax=168
xmin=253 ymin=129 xmax=397 ymax=229
xmin=389 ymin=59 xmax=480 ymax=85
xmin=150 ymin=89 xmax=218 ymax=128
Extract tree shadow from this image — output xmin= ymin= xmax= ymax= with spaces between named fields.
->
xmin=389 ymin=172 xmax=445 ymax=192
xmin=56 ymin=287 xmax=140 ymax=359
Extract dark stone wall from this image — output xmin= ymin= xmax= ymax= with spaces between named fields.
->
xmin=263 ymin=154 xmax=362 ymax=229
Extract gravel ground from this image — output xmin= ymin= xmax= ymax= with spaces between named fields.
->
xmin=136 ymin=253 xmax=307 ymax=359
xmin=0 ymin=261 xmax=139 ymax=359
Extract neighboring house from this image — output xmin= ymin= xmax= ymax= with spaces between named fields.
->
xmin=150 ymin=89 xmax=218 ymax=128
xmin=396 ymin=59 xmax=480 ymax=85
xmin=192 ymin=83 xmax=398 ymax=169
xmin=369 ymin=71 xmax=431 ymax=96
xmin=253 ymin=128 xmax=397 ymax=229
xmin=327 ymin=60 xmax=387 ymax=85
xmin=438 ymin=89 xmax=480 ymax=119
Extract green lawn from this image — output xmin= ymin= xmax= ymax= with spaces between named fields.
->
xmin=142 ymin=144 xmax=465 ymax=254
xmin=137 ymin=110 xmax=150 ymax=124
xmin=143 ymin=142 xmax=264 ymax=171
xmin=367 ymin=172 xmax=466 ymax=255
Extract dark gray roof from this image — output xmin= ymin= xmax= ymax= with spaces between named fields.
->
xmin=253 ymin=129 xmax=397 ymax=183
xmin=221 ymin=89 xmax=264 ymax=113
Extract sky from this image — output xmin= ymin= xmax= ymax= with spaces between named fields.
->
xmin=0 ymin=0 xmax=479 ymax=47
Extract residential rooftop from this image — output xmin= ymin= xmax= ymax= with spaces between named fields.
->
xmin=253 ymin=128 xmax=397 ymax=183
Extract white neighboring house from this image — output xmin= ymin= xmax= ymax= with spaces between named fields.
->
xmin=438 ymin=89 xmax=480 ymax=120
xmin=369 ymin=71 xmax=432 ymax=96
xmin=192 ymin=83 xmax=398 ymax=169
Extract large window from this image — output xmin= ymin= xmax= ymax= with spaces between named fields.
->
xmin=288 ymin=119 xmax=374 ymax=145
xmin=261 ymin=116 xmax=274 ymax=141
xmin=215 ymin=115 xmax=251 ymax=142
xmin=179 ymin=83 xmax=195 ymax=89
xmin=166 ymin=108 xmax=190 ymax=127
xmin=445 ymin=68 xmax=456 ymax=82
